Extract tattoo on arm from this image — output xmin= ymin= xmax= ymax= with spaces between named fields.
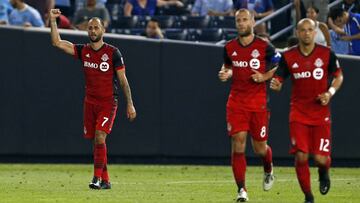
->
xmin=119 ymin=74 xmax=133 ymax=105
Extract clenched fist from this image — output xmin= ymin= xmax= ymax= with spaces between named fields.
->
xmin=49 ymin=9 xmax=61 ymax=21
xmin=218 ymin=68 xmax=233 ymax=82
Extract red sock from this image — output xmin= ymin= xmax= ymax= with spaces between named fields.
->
xmin=102 ymin=151 xmax=110 ymax=182
xmin=262 ymin=146 xmax=273 ymax=173
xmin=94 ymin=143 xmax=106 ymax=178
xmin=232 ymin=152 xmax=246 ymax=190
xmin=295 ymin=159 xmax=311 ymax=195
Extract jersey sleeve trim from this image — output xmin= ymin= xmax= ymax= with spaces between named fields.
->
xmin=328 ymin=50 xmax=343 ymax=77
xmin=113 ymin=48 xmax=125 ymax=70
xmin=115 ymin=65 xmax=126 ymax=71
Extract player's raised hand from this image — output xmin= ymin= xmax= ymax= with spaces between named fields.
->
xmin=317 ymin=92 xmax=331 ymax=106
xmin=127 ymin=104 xmax=137 ymax=122
xmin=49 ymin=9 xmax=61 ymax=20
xmin=218 ymin=68 xmax=232 ymax=82
xmin=270 ymin=77 xmax=282 ymax=91
xmin=251 ymin=69 xmax=264 ymax=83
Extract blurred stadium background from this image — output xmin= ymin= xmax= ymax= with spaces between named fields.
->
xmin=0 ymin=0 xmax=360 ymax=202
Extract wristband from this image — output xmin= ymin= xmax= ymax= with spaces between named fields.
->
xmin=328 ymin=87 xmax=336 ymax=96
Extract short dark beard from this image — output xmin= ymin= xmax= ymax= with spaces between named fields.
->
xmin=89 ymin=35 xmax=102 ymax=43
xmin=238 ymin=30 xmax=252 ymax=37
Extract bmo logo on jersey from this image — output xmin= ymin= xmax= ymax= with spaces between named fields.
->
xmin=84 ymin=61 xmax=98 ymax=69
xmin=232 ymin=60 xmax=248 ymax=68
xmin=232 ymin=59 xmax=260 ymax=69
xmin=293 ymin=68 xmax=324 ymax=80
xmin=84 ymin=61 xmax=110 ymax=72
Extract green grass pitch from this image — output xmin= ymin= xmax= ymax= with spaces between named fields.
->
xmin=0 ymin=164 xmax=359 ymax=203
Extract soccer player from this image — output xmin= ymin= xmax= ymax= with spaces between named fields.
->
xmin=270 ymin=18 xmax=343 ymax=203
xmin=49 ymin=9 xmax=137 ymax=189
xmin=218 ymin=9 xmax=278 ymax=202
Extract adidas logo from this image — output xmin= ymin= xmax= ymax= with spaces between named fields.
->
xmin=292 ymin=63 xmax=299 ymax=68
xmin=86 ymin=53 xmax=90 ymax=58
xmin=232 ymin=51 xmax=237 ymax=56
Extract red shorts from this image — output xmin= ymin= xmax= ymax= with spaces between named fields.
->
xmin=83 ymin=101 xmax=118 ymax=139
xmin=289 ymin=122 xmax=331 ymax=156
xmin=226 ymin=109 xmax=269 ymax=141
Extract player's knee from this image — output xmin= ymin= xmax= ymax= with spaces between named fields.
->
xmin=94 ymin=131 xmax=107 ymax=144
xmin=295 ymin=152 xmax=309 ymax=163
xmin=314 ymin=155 xmax=328 ymax=166
xmin=231 ymin=132 xmax=247 ymax=153
xmin=253 ymin=144 xmax=267 ymax=156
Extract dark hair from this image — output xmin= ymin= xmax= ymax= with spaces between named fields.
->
xmin=89 ymin=17 xmax=105 ymax=27
xmin=149 ymin=18 xmax=159 ymax=23
xmin=147 ymin=18 xmax=160 ymax=28
xmin=329 ymin=8 xmax=346 ymax=21
xmin=308 ymin=5 xmax=319 ymax=14
xmin=287 ymin=36 xmax=299 ymax=47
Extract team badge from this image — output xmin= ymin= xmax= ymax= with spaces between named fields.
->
xmin=100 ymin=62 xmax=110 ymax=72
xmin=250 ymin=58 xmax=260 ymax=69
xmin=251 ymin=49 xmax=260 ymax=58
xmin=314 ymin=58 xmax=324 ymax=68
xmin=101 ymin=53 xmax=109 ymax=62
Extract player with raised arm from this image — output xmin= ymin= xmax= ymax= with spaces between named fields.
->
xmin=49 ymin=9 xmax=136 ymax=190
xmin=219 ymin=8 xmax=280 ymax=202
xmin=270 ymin=18 xmax=343 ymax=203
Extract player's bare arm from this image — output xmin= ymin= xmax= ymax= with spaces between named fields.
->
xmin=116 ymin=69 xmax=136 ymax=121
xmin=218 ymin=64 xmax=233 ymax=82
xmin=317 ymin=72 xmax=344 ymax=106
xmin=251 ymin=68 xmax=277 ymax=83
xmin=270 ymin=77 xmax=282 ymax=91
xmin=50 ymin=9 xmax=75 ymax=55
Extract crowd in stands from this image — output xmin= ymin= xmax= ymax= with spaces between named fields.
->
xmin=1 ymin=0 xmax=360 ymax=56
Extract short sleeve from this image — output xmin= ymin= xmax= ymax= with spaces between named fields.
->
xmin=30 ymin=9 xmax=44 ymax=27
xmin=223 ymin=46 xmax=232 ymax=67
xmin=275 ymin=53 xmax=290 ymax=82
xmin=265 ymin=0 xmax=274 ymax=10
xmin=191 ymin=0 xmax=201 ymax=14
xmin=353 ymin=12 xmax=360 ymax=21
xmin=224 ymin=0 xmax=233 ymax=11
xmin=113 ymin=49 xmax=125 ymax=71
xmin=128 ymin=0 xmax=136 ymax=6
xmin=328 ymin=51 xmax=342 ymax=77
xmin=73 ymin=44 xmax=84 ymax=60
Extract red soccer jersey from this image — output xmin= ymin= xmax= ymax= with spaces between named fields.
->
xmin=276 ymin=44 xmax=342 ymax=125
xmin=224 ymin=37 xmax=277 ymax=112
xmin=74 ymin=43 xmax=125 ymax=106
